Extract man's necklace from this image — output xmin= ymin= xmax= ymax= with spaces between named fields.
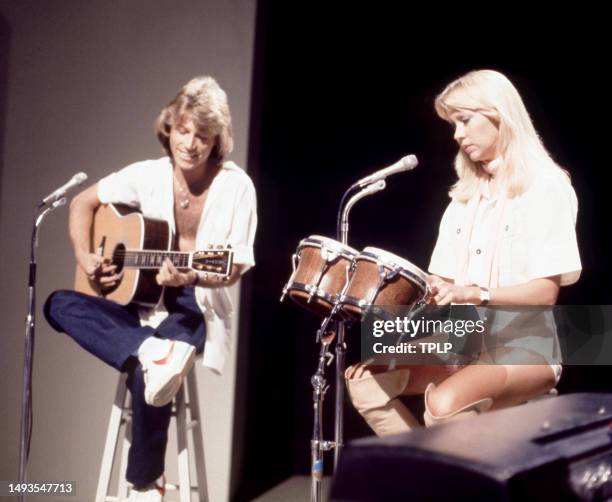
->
xmin=174 ymin=175 xmax=191 ymax=209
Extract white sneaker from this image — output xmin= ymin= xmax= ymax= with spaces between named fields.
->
xmin=127 ymin=476 xmax=165 ymax=501
xmin=140 ymin=340 xmax=196 ymax=407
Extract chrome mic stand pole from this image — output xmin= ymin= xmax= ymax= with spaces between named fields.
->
xmin=19 ymin=197 xmax=66 ymax=501
xmin=310 ymin=328 xmax=335 ymax=502
xmin=307 ymin=154 xmax=418 ymax=501
xmin=309 ymin=180 xmax=387 ymax=502
xmin=333 ymin=180 xmax=386 ymax=470
xmin=330 ymin=155 xmax=418 ymax=470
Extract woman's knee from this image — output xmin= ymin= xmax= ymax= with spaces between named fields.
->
xmin=425 ymin=384 xmax=463 ymax=417
xmin=505 ymin=364 xmax=558 ymax=398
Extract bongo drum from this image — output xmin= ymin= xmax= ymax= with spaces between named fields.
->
xmin=282 ymin=235 xmax=358 ymax=317
xmin=340 ymin=247 xmax=428 ymax=320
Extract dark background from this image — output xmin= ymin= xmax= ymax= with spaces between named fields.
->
xmin=235 ymin=3 xmax=611 ymax=500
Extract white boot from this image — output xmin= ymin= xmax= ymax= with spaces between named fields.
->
xmin=423 ymin=383 xmax=492 ymax=427
xmin=346 ymin=367 xmax=420 ymax=437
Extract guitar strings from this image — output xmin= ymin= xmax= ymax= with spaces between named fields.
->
xmin=105 ymin=250 xmax=228 ymax=269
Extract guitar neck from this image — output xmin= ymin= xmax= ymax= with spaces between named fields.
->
xmin=121 ymin=250 xmax=192 ymax=270
xmin=115 ymin=247 xmax=233 ymax=277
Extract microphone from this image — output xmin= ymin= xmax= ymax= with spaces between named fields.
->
xmin=356 ymin=154 xmax=418 ymax=188
xmin=41 ymin=172 xmax=88 ymax=205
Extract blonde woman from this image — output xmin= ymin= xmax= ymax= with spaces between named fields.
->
xmin=346 ymin=69 xmax=581 ymax=436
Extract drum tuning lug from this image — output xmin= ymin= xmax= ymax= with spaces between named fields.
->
xmin=305 ymin=285 xmax=316 ymax=303
xmin=321 ymin=247 xmax=339 ymax=263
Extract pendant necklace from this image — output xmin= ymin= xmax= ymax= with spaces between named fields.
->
xmin=174 ymin=175 xmax=191 ymax=209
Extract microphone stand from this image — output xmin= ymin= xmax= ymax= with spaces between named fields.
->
xmin=309 ymin=180 xmax=386 ymax=502
xmin=334 ymin=180 xmax=385 ymax=469
xmin=19 ymin=197 xmax=67 ymax=501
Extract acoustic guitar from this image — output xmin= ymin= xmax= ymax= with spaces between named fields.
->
xmin=74 ymin=204 xmax=233 ymax=306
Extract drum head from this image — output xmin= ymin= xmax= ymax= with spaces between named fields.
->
xmin=301 ymin=235 xmax=359 ymax=257
xmin=360 ymin=246 xmax=428 ymax=292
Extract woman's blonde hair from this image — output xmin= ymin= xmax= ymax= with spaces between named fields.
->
xmin=435 ymin=69 xmax=563 ymax=201
xmin=155 ymin=76 xmax=233 ymax=164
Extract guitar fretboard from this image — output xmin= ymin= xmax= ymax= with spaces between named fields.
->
xmin=119 ymin=250 xmax=190 ymax=269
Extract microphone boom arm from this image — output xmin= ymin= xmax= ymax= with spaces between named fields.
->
xmin=340 ymin=180 xmax=386 ymax=239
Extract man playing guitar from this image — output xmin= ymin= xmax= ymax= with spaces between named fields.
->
xmin=44 ymin=76 xmax=257 ymax=501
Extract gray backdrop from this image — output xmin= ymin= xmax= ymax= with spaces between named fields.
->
xmin=0 ymin=1 xmax=256 ymax=500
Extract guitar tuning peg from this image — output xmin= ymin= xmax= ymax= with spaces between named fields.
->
xmin=208 ymin=244 xmax=213 ymax=249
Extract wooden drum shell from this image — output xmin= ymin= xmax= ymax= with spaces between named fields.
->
xmin=340 ymin=249 xmax=428 ymax=320
xmin=284 ymin=236 xmax=357 ymax=317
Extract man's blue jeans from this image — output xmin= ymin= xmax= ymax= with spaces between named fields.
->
xmin=44 ymin=286 xmax=205 ymax=488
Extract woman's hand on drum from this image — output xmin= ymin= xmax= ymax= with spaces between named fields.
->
xmin=427 ymin=275 xmax=478 ymax=305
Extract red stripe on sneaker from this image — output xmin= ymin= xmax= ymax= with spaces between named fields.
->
xmin=155 ymin=474 xmax=166 ymax=496
xmin=152 ymin=341 xmax=175 ymax=365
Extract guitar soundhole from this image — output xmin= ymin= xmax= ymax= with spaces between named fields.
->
xmin=112 ymin=243 xmax=126 ymax=274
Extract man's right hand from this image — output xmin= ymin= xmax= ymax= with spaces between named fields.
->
xmin=77 ymin=252 xmax=122 ymax=289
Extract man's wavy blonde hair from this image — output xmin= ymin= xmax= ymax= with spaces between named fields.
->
xmin=155 ymin=76 xmax=233 ymax=165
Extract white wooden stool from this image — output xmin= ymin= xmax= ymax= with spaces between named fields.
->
xmin=95 ymin=367 xmax=209 ymax=501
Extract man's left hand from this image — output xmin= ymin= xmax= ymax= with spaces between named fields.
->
xmin=156 ymin=258 xmax=196 ymax=287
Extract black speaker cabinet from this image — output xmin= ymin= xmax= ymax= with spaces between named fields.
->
xmin=331 ymin=393 xmax=612 ymax=501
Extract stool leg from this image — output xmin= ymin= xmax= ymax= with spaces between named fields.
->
xmin=175 ymin=384 xmax=191 ymax=502
xmin=186 ymin=369 xmax=209 ymax=501
xmin=96 ymin=373 xmax=128 ymax=502
xmin=117 ymin=392 xmax=132 ymax=499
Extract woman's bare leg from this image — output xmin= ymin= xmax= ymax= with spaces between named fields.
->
xmin=425 ymin=359 xmax=557 ymax=418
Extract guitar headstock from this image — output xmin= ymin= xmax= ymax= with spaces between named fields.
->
xmin=192 ymin=246 xmax=233 ymax=277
